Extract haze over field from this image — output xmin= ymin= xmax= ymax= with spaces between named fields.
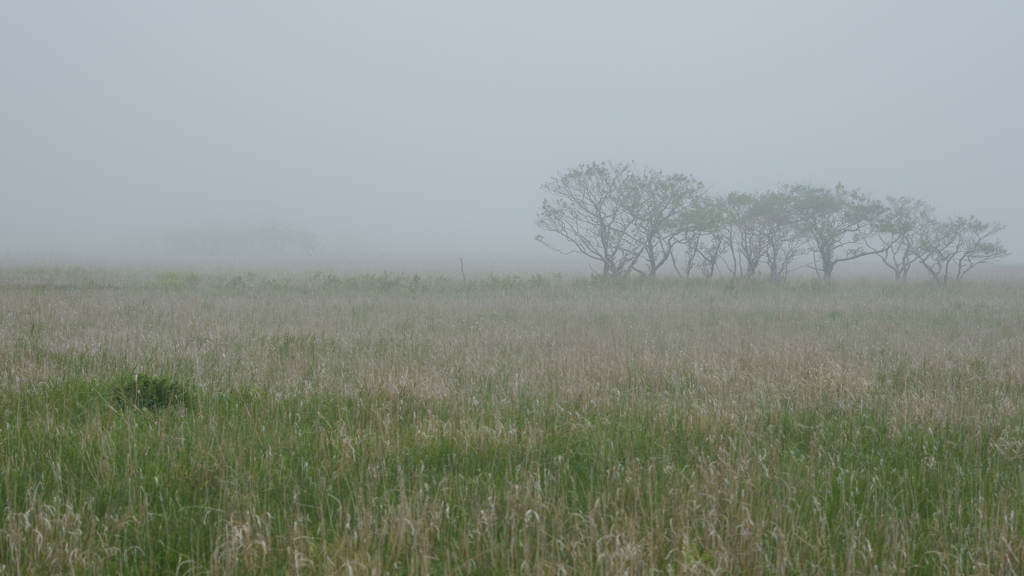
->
xmin=2 ymin=2 xmax=1022 ymax=268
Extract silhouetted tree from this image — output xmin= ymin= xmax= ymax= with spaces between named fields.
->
xmin=865 ymin=196 xmax=934 ymax=281
xmin=722 ymin=191 xmax=778 ymax=278
xmin=694 ymin=196 xmax=730 ymax=279
xmin=536 ymin=163 xmax=1010 ymax=284
xmin=536 ymin=161 xmax=643 ymax=277
xmin=757 ymin=191 xmax=805 ymax=283
xmin=668 ymin=194 xmax=719 ymax=279
xmin=786 ymin=183 xmax=885 ymax=282
xmin=916 ymin=216 xmax=1008 ymax=284
xmin=626 ymin=169 xmax=707 ymax=278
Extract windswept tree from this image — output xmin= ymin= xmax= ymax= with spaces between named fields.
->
xmin=865 ymin=196 xmax=934 ymax=281
xmin=786 ymin=183 xmax=885 ymax=282
xmin=693 ymin=195 xmax=731 ymax=279
xmin=723 ymin=192 xmax=776 ymax=278
xmin=536 ymin=163 xmax=1010 ymax=284
xmin=758 ymin=191 xmax=806 ymax=283
xmin=535 ymin=161 xmax=642 ymax=277
xmin=666 ymin=191 xmax=719 ymax=278
xmin=917 ymin=216 xmax=1009 ymax=284
xmin=626 ymin=169 xmax=707 ymax=278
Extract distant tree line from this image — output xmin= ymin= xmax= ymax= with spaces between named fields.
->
xmin=165 ymin=223 xmax=322 ymax=256
xmin=536 ymin=161 xmax=1008 ymax=283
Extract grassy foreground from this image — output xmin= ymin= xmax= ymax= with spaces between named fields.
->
xmin=2 ymin=268 xmax=1024 ymax=574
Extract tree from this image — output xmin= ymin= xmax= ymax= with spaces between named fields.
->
xmin=669 ymin=218 xmax=705 ymax=279
xmin=723 ymin=191 xmax=775 ymax=278
xmin=917 ymin=216 xmax=1008 ymax=284
xmin=536 ymin=161 xmax=642 ymax=277
xmin=786 ymin=183 xmax=885 ymax=282
xmin=298 ymin=230 xmax=323 ymax=257
xmin=668 ymin=193 xmax=719 ymax=279
xmin=694 ymin=195 xmax=730 ymax=279
xmin=626 ymin=169 xmax=707 ymax=278
xmin=865 ymin=196 xmax=934 ymax=281
xmin=757 ymin=191 xmax=806 ymax=284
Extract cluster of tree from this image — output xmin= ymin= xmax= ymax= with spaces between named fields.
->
xmin=165 ymin=223 xmax=322 ymax=256
xmin=536 ymin=161 xmax=1008 ymax=283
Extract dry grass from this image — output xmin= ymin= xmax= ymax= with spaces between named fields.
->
xmin=1 ymin=267 xmax=1023 ymax=574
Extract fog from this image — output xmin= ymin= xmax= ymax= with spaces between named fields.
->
xmin=2 ymin=2 xmax=1022 ymax=272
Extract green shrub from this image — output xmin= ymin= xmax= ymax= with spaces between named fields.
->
xmin=111 ymin=373 xmax=194 ymax=411
xmin=226 ymin=275 xmax=248 ymax=290
xmin=155 ymin=272 xmax=201 ymax=288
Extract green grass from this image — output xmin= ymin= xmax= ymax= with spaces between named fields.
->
xmin=1 ymin=268 xmax=1024 ymax=573
xmin=3 ymin=379 xmax=1022 ymax=574
xmin=110 ymin=372 xmax=194 ymax=411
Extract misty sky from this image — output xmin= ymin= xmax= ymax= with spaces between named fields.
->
xmin=2 ymin=2 xmax=1022 ymax=265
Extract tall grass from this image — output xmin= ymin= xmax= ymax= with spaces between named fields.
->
xmin=2 ymin=268 xmax=1023 ymax=573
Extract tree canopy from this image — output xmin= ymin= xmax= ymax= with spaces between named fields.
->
xmin=537 ymin=163 xmax=1008 ymax=283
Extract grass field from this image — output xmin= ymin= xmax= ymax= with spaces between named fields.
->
xmin=2 ymin=267 xmax=1024 ymax=574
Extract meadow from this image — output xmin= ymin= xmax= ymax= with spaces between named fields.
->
xmin=2 ymin=267 xmax=1024 ymax=574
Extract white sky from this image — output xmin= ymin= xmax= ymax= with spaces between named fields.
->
xmin=2 ymin=2 xmax=1022 ymax=266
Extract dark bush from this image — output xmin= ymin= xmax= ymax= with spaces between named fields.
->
xmin=112 ymin=373 xmax=194 ymax=411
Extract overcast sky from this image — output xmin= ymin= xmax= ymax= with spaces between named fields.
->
xmin=2 ymin=2 xmax=1022 ymax=267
